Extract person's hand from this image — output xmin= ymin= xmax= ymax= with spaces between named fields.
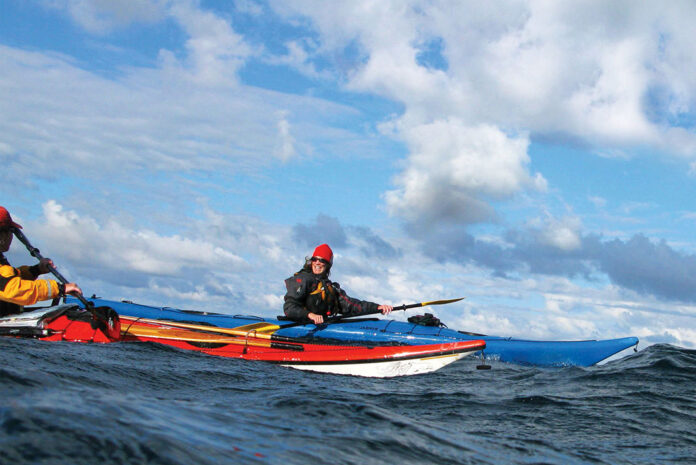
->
xmin=378 ymin=305 xmax=393 ymax=315
xmin=64 ymin=283 xmax=82 ymax=296
xmin=307 ymin=312 xmax=324 ymax=324
xmin=38 ymin=258 xmax=55 ymax=274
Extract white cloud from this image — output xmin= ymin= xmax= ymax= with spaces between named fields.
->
xmin=0 ymin=42 xmax=371 ymax=192
xmin=268 ymin=1 xmax=696 ymax=236
xmin=274 ymin=110 xmax=296 ymax=161
xmin=565 ymin=37 xmax=656 ymax=144
xmin=234 ymin=0 xmax=264 ymax=17
xmin=14 ymin=200 xmax=294 ymax=312
xmin=37 ymin=200 xmax=246 ymax=276
xmin=276 ymin=0 xmax=696 ymax=153
xmin=168 ymin=1 xmax=254 ymax=85
xmin=45 ymin=0 xmax=166 ymax=34
xmin=384 ymin=121 xmax=545 ymax=227
xmin=537 ymin=215 xmax=583 ymax=252
xmin=589 ymin=196 xmax=607 ymax=209
xmin=265 ymin=39 xmax=333 ymax=80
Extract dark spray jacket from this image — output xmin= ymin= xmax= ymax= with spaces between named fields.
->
xmin=283 ymin=270 xmax=379 ymax=322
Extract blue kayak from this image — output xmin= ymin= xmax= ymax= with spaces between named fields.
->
xmin=76 ymin=298 xmax=639 ymax=367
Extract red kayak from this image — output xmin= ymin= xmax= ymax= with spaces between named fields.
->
xmin=120 ymin=316 xmax=486 ymax=377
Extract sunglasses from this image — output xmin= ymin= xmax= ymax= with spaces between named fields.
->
xmin=311 ymin=257 xmax=329 ymax=265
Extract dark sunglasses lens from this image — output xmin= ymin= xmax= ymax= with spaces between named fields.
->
xmin=312 ymin=257 xmax=328 ymax=265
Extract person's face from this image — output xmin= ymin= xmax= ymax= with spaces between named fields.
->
xmin=311 ymin=257 xmax=328 ymax=275
xmin=0 ymin=229 xmax=12 ymax=253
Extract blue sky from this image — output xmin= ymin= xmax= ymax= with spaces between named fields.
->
xmin=2 ymin=0 xmax=696 ymax=350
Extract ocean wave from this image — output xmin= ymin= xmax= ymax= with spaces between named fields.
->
xmin=1 ymin=339 xmax=694 ymax=464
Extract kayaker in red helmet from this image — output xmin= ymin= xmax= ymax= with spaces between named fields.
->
xmin=0 ymin=206 xmax=82 ymax=317
xmin=283 ymin=243 xmax=393 ymax=324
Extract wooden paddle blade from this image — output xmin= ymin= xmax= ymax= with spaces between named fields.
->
xmin=119 ymin=317 xmax=281 ymax=339
xmin=121 ymin=320 xmax=304 ymax=351
xmin=231 ymin=322 xmax=282 ymax=335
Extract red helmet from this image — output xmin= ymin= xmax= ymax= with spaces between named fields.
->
xmin=0 ymin=206 xmax=21 ymax=229
xmin=311 ymin=244 xmax=333 ymax=264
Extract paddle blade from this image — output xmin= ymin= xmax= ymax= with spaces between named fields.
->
xmin=396 ymin=297 xmax=465 ymax=312
xmin=419 ymin=297 xmax=465 ymax=307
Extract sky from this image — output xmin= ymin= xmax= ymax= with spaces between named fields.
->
xmin=2 ymin=0 xmax=696 ymax=350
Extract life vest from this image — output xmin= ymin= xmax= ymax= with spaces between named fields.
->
xmin=0 ymin=254 xmax=58 ymax=316
xmin=306 ymin=278 xmax=340 ymax=317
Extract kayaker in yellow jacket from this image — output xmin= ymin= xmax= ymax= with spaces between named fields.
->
xmin=283 ymin=243 xmax=393 ymax=324
xmin=0 ymin=206 xmax=82 ymax=317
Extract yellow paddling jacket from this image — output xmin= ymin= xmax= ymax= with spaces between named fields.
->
xmin=0 ymin=253 xmax=60 ymax=316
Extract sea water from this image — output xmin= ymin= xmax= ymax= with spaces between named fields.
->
xmin=1 ymin=339 xmax=694 ymax=464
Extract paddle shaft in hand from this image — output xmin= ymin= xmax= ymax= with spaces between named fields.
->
xmin=11 ymin=227 xmax=94 ymax=310
xmin=317 ymin=297 xmax=466 ymax=325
